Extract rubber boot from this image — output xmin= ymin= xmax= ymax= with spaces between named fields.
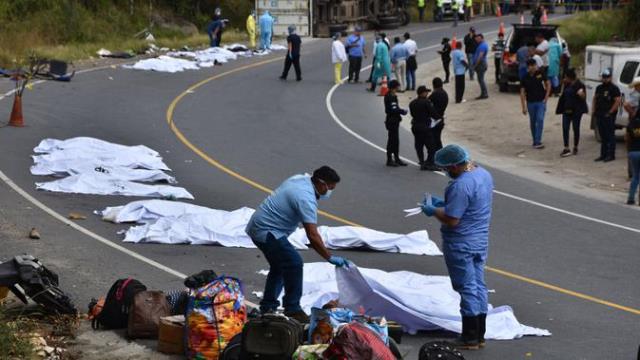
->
xmin=477 ymin=313 xmax=487 ymax=348
xmin=453 ymin=316 xmax=480 ymax=350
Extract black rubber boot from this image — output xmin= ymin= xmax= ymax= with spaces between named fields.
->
xmin=453 ymin=316 xmax=480 ymax=350
xmin=478 ymin=313 xmax=487 ymax=348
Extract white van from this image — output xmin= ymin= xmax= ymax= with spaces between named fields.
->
xmin=585 ymin=43 xmax=640 ymax=140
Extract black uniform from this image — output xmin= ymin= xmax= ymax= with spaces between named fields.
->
xmin=280 ymin=34 xmax=302 ymax=81
xmin=594 ymin=82 xmax=621 ymax=160
xmin=384 ymin=92 xmax=406 ymax=162
xmin=409 ymin=96 xmax=436 ymax=165
xmin=439 ymin=43 xmax=452 ymax=83
xmin=428 ymin=88 xmax=449 ymax=165
xmin=464 ymin=34 xmax=477 ymax=80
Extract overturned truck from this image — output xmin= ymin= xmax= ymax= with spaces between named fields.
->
xmin=313 ymin=0 xmax=410 ymax=37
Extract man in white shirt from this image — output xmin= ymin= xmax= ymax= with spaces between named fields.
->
xmin=404 ymin=32 xmax=418 ymax=91
xmin=528 ymin=46 xmax=544 ymax=69
xmin=534 ymin=33 xmax=549 ymax=71
xmin=331 ymin=33 xmax=348 ymax=85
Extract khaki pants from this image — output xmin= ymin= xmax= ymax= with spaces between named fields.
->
xmin=394 ymin=60 xmax=407 ymax=90
xmin=334 ymin=63 xmax=343 ymax=84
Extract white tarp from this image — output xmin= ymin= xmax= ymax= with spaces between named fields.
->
xmin=32 ymin=138 xmax=190 ymax=199
xmin=298 ymin=263 xmax=551 ymax=340
xmin=168 ymin=47 xmax=238 ymax=64
xmin=36 ymin=174 xmax=193 ymax=199
xmin=123 ymin=55 xmax=200 ymax=73
xmin=99 ymin=200 xmax=442 ymax=255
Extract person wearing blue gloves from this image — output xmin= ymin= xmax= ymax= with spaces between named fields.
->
xmin=279 ymin=25 xmax=302 ymax=81
xmin=246 ymin=166 xmax=348 ymax=324
xmin=421 ymin=144 xmax=494 ymax=350
xmin=259 ymin=10 xmax=274 ymax=50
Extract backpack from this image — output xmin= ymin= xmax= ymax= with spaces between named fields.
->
xmin=323 ymin=322 xmax=396 ymax=360
xmin=185 ymin=276 xmax=246 ymax=360
xmin=127 ymin=290 xmax=171 ymax=338
xmin=418 ymin=341 xmax=465 ymax=360
xmin=92 ymin=278 xmax=147 ymax=330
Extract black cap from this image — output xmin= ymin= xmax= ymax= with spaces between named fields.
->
xmin=417 ymin=85 xmax=431 ymax=95
xmin=388 ymin=79 xmax=401 ymax=89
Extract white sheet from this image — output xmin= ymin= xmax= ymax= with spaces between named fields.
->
xmin=123 ymin=56 xmax=200 ymax=73
xmin=36 ymin=174 xmax=193 ymax=199
xmin=99 ymin=200 xmax=441 ymax=255
xmin=167 ymin=47 xmax=237 ymax=64
xmin=32 ymin=163 xmax=176 ymax=184
xmin=298 ymin=263 xmax=551 ymax=340
xmin=34 ymin=137 xmax=160 ymax=157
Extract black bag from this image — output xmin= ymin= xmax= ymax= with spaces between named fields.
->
xmin=241 ymin=313 xmax=303 ymax=359
xmin=419 ymin=341 xmax=465 ymax=360
xmin=92 ymin=278 xmax=147 ymax=330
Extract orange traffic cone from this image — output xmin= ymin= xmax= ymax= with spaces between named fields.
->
xmin=379 ymin=76 xmax=389 ymax=96
xmin=9 ymin=95 xmax=24 ymax=127
xmin=451 ymin=34 xmax=457 ymax=50
xmin=520 ymin=14 xmax=524 ymax=24
xmin=542 ymin=9 xmax=548 ymax=24
xmin=499 ymin=22 xmax=505 ymax=35
xmin=496 ymin=5 xmax=502 ymax=17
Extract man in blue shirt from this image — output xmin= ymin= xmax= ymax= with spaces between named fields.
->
xmin=345 ymin=26 xmax=366 ymax=83
xmin=421 ymin=144 xmax=494 ymax=350
xmin=246 ymin=166 xmax=348 ymax=323
xmin=452 ymin=42 xmax=468 ymax=103
xmin=516 ymin=44 xmax=531 ymax=80
xmin=206 ymin=8 xmax=224 ymax=47
xmin=472 ymin=33 xmax=489 ymax=99
xmin=390 ymin=37 xmax=409 ymax=92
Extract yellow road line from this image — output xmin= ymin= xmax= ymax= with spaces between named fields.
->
xmin=165 ymin=54 xmax=640 ymax=317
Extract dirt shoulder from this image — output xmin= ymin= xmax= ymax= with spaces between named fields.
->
xmin=398 ymin=54 xmax=635 ymax=205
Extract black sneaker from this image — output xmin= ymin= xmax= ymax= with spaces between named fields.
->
xmin=594 ymin=157 xmax=605 ymax=162
xmin=626 ymin=199 xmax=635 ymax=205
xmin=284 ymin=310 xmax=310 ymax=324
xmin=603 ymin=157 xmax=615 ymax=162
xmin=395 ymin=159 xmax=408 ymax=166
xmin=560 ymin=149 xmax=572 ymax=157
xmin=386 ymin=160 xmax=399 ymax=167
xmin=573 ymin=148 xmax=578 ymax=155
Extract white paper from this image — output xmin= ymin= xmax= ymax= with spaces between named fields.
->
xmin=403 ymin=207 xmax=423 ymax=217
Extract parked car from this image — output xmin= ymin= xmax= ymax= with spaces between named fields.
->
xmin=498 ymin=24 xmax=566 ymax=92
xmin=584 ymin=42 xmax=640 ymax=140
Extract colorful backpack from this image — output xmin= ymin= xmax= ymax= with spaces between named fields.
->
xmin=185 ymin=276 xmax=246 ymax=360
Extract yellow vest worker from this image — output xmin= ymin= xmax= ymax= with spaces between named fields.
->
xmin=247 ymin=13 xmax=256 ymax=49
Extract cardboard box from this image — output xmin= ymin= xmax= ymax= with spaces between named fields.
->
xmin=157 ymin=315 xmax=185 ymax=354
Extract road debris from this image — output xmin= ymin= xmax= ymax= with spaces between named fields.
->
xmin=28 ymin=227 xmax=41 ymax=239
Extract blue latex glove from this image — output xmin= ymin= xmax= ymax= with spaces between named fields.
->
xmin=421 ymin=197 xmax=437 ymax=217
xmin=328 ymin=256 xmax=350 ymax=268
xmin=289 ymin=53 xmax=293 ymax=60
xmin=431 ymin=195 xmax=445 ymax=208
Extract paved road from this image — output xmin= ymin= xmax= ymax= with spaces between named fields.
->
xmin=0 ymin=14 xmax=638 ymax=359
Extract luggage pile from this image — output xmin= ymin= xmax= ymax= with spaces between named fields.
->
xmin=88 ymin=271 xmax=450 ymax=360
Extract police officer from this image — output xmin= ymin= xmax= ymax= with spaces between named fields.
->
xmin=421 ymin=144 xmax=494 ymax=350
xmin=593 ymin=68 xmax=622 ymax=162
xmin=434 ymin=0 xmax=444 ymax=21
xmin=427 ymin=77 xmax=449 ymax=168
xmin=409 ymin=86 xmax=435 ymax=169
xmin=418 ymin=0 xmax=426 ymax=22
xmin=385 ymin=80 xmax=409 ymax=167
xmin=246 ymin=166 xmax=349 ymax=324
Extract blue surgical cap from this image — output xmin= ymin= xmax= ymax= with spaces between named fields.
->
xmin=435 ymin=144 xmax=470 ymax=167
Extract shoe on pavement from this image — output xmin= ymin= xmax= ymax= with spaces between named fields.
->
xmin=573 ymin=148 xmax=579 ymax=155
xmin=475 ymin=95 xmax=489 ymax=100
xmin=461 ymin=99 xmax=467 ymax=103
xmin=366 ymin=88 xmax=375 ymax=92
xmin=279 ymin=76 xmax=286 ymax=80
xmin=626 ymin=199 xmax=635 ymax=205
xmin=603 ymin=157 xmax=615 ymax=162
xmin=533 ymin=144 xmax=545 ymax=149
xmin=284 ymin=310 xmax=310 ymax=324
xmin=386 ymin=160 xmax=399 ymax=167
xmin=594 ymin=156 xmax=605 ymax=162
xmin=395 ymin=159 xmax=408 ymax=166
xmin=560 ymin=148 xmax=572 ymax=157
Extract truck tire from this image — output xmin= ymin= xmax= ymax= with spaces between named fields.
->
xmin=389 ymin=338 xmax=403 ymax=359
xmin=378 ymin=15 xmax=400 ymax=25
xmin=399 ymin=10 xmax=411 ymax=26
xmin=499 ymin=81 xmax=508 ymax=92
xmin=328 ymin=24 xmax=348 ymax=35
xmin=379 ymin=21 xmax=401 ymax=30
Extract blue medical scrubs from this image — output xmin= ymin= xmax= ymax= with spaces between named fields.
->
xmin=259 ymin=13 xmax=274 ymax=50
xmin=441 ymin=166 xmax=493 ymax=317
xmin=246 ymin=174 xmax=318 ymax=313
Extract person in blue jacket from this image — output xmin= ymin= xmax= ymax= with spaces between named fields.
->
xmin=207 ymin=8 xmax=224 ymax=47
xmin=367 ymin=35 xmax=392 ymax=92
xmin=245 ymin=166 xmax=349 ymax=324
xmin=421 ymin=144 xmax=494 ymax=350
xmin=259 ymin=10 xmax=274 ymax=50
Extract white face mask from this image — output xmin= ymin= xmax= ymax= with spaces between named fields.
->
xmin=316 ymin=179 xmax=333 ymax=200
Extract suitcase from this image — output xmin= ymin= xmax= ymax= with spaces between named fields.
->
xmin=241 ymin=313 xmax=303 ymax=359
xmin=127 ymin=290 xmax=170 ymax=339
xmin=157 ymin=315 xmax=185 ymax=354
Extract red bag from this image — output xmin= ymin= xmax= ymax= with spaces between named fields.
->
xmin=323 ymin=322 xmax=395 ymax=360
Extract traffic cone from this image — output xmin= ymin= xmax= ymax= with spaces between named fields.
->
xmin=496 ymin=5 xmax=502 ymax=17
xmin=542 ymin=8 xmax=548 ymax=24
xmin=520 ymin=14 xmax=524 ymax=24
xmin=379 ymin=76 xmax=389 ymax=96
xmin=451 ymin=34 xmax=457 ymax=50
xmin=9 ymin=95 xmax=24 ymax=127
xmin=499 ymin=22 xmax=505 ymax=35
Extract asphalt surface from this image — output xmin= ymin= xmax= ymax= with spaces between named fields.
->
xmin=0 ymin=14 xmax=638 ymax=359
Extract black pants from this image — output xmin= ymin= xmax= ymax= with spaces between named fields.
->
xmin=442 ymin=58 xmax=451 ymax=82
xmin=348 ymin=56 xmax=363 ymax=82
xmin=494 ymin=58 xmax=501 ymax=82
xmin=455 ymin=74 xmax=465 ymax=103
xmin=281 ymin=55 xmax=301 ymax=80
xmin=597 ymin=114 xmax=616 ymax=158
xmin=412 ymin=125 xmax=429 ymax=164
xmin=426 ymin=124 xmax=444 ymax=164
xmin=385 ymin=120 xmax=400 ymax=159
xmin=562 ymin=113 xmax=582 ymax=148
xmin=367 ymin=56 xmax=376 ymax=82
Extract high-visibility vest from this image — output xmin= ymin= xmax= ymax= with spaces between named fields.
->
xmin=436 ymin=0 xmax=443 ymax=7
xmin=418 ymin=0 xmax=425 ymax=7
xmin=452 ymin=0 xmax=459 ymax=10
xmin=465 ymin=0 xmax=472 ymax=7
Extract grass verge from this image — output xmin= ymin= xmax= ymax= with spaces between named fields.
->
xmin=0 ymin=305 xmax=36 ymax=359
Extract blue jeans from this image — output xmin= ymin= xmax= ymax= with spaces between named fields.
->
xmin=476 ymin=63 xmax=488 ymax=97
xmin=254 ymin=233 xmax=303 ymax=313
xmin=466 ymin=53 xmax=475 ymax=80
xmin=518 ymin=67 xmax=528 ymax=80
xmin=444 ymin=247 xmax=488 ymax=317
xmin=527 ymin=101 xmax=546 ymax=145
xmin=406 ymin=69 xmax=416 ymax=90
xmin=628 ymin=151 xmax=640 ymax=201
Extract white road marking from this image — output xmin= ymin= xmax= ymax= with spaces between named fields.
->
xmin=325 ymin=33 xmax=640 ymax=235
